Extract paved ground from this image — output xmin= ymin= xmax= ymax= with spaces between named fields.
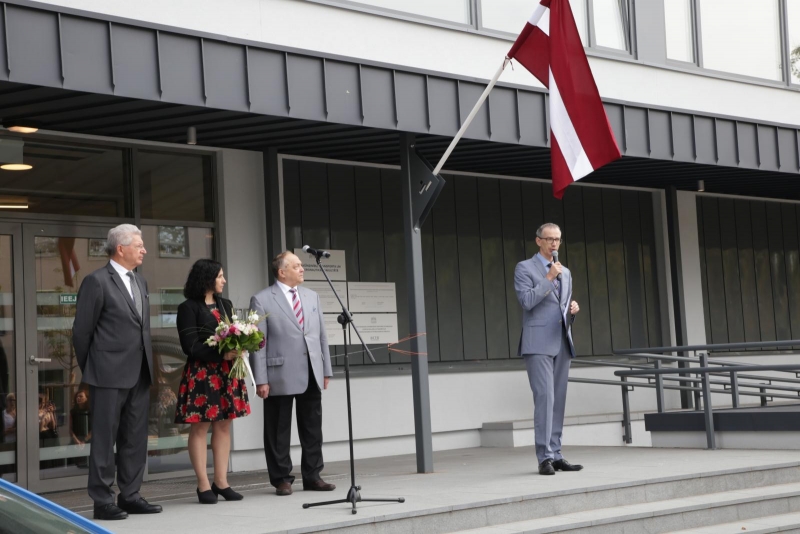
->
xmin=44 ymin=446 xmax=800 ymax=534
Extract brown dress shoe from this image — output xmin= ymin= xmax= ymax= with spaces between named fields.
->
xmin=276 ymin=482 xmax=293 ymax=496
xmin=303 ymin=479 xmax=336 ymax=491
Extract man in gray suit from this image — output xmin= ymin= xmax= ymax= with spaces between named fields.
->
xmin=515 ymin=223 xmax=583 ymax=476
xmin=73 ymin=224 xmax=162 ymax=519
xmin=250 ymin=251 xmax=334 ymax=496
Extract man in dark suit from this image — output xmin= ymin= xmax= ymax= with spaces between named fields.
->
xmin=249 ymin=251 xmax=335 ymax=496
xmin=515 ymin=223 xmax=583 ymax=476
xmin=73 ymin=224 xmax=162 ymax=520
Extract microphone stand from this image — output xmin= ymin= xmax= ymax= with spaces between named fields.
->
xmin=302 ymin=252 xmax=405 ymax=515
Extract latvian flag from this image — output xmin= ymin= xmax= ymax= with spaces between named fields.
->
xmin=508 ymin=0 xmax=621 ymax=199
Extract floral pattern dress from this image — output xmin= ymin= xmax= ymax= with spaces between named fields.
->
xmin=174 ymin=301 xmax=251 ymax=423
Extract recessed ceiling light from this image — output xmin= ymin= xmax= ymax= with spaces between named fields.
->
xmin=0 ymin=203 xmax=28 ymax=209
xmin=0 ymin=163 xmax=32 ymax=171
xmin=3 ymin=120 xmax=40 ymax=134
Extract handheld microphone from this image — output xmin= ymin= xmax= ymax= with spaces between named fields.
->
xmin=552 ymin=250 xmax=562 ymax=281
xmin=302 ymin=245 xmax=331 ymax=259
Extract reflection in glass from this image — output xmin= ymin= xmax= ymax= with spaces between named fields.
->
xmin=480 ymin=0 xmax=588 ymax=46
xmin=338 ymin=0 xmax=470 ymax=24
xmin=593 ymin=0 xmax=628 ymax=50
xmin=665 ymin=0 xmax=694 ymax=63
xmin=139 ymin=151 xmax=214 ymax=222
xmin=0 ymin=235 xmax=16 ymax=481
xmin=699 ymin=0 xmax=782 ymax=81
xmin=789 ymin=0 xmax=800 ymax=84
xmin=138 ymin=226 xmax=215 ymax=474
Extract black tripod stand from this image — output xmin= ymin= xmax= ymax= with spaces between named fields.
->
xmin=301 ymin=249 xmax=405 ymax=515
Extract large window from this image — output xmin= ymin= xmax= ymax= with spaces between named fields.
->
xmin=698 ymin=0 xmax=783 ymax=81
xmin=789 ymin=0 xmax=800 ymax=84
xmin=480 ymin=0 xmax=589 ymax=45
xmin=139 ymin=150 xmax=214 ymax=222
xmin=319 ymin=0 xmax=471 ymax=24
xmin=664 ymin=0 xmax=695 ymax=63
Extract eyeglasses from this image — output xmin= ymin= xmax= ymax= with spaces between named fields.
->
xmin=537 ymin=237 xmax=562 ymax=245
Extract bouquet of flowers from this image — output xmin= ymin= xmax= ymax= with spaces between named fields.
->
xmin=204 ymin=310 xmax=265 ymax=389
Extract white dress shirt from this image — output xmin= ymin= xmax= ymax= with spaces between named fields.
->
xmin=275 ymin=280 xmax=301 ymax=311
xmin=109 ymin=259 xmax=135 ymax=299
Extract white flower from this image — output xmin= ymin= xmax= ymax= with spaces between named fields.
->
xmin=207 ymin=340 xmax=217 ymax=347
xmin=231 ymin=315 xmax=238 ymax=321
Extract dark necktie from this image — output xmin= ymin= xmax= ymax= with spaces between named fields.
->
xmin=126 ymin=271 xmax=143 ymax=318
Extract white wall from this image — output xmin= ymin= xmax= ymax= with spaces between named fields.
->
xmin=32 ymin=0 xmax=800 ymax=127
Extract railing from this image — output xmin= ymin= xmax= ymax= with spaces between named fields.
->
xmin=567 ymin=340 xmax=800 ymax=449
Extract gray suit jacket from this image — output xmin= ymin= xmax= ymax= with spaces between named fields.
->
xmin=249 ymin=284 xmax=333 ymax=396
xmin=514 ymin=255 xmax=575 ymax=358
xmin=72 ymin=263 xmax=154 ymax=389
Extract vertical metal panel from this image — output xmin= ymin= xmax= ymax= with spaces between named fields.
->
xmin=700 ymin=197 xmax=729 ymax=343
xmin=639 ymin=192 xmax=662 ymax=347
xmin=325 ymin=60 xmax=362 ymax=126
xmin=500 ymin=180 xmax=525 ymax=357
xmin=671 ymin=113 xmax=695 ymax=162
xmin=757 ymin=125 xmax=779 ymax=171
xmin=782 ymin=204 xmax=800 ymax=340
xmin=478 ymin=178 xmax=510 ymax=359
xmin=431 ymin=179 xmax=464 ymax=361
xmin=718 ymin=198 xmax=744 ymax=343
xmin=621 ymin=190 xmax=648 ymax=348
xmin=327 ymin=163 xmax=360 ymax=281
xmin=778 ymin=128 xmax=799 ymax=172
xmin=427 ymin=77 xmax=459 ymax=137
xmin=766 ymin=205 xmax=791 ymax=340
xmin=521 ymin=181 xmax=545 ymax=257
xmin=458 ymin=81 xmax=491 ymax=141
xmin=286 ymin=54 xmax=326 ymax=121
xmin=202 ymin=40 xmax=248 ymax=112
xmin=563 ymin=187 xmax=592 ymax=355
xmin=158 ymin=32 xmax=205 ymax=106
xmin=381 ymin=169 xmax=407 ymax=364
xmin=648 ymin=110 xmax=671 ymax=160
xmin=696 ymin=197 xmax=713 ymax=342
xmin=394 ymin=72 xmax=428 ymax=133
xmin=751 ymin=201 xmax=777 ymax=341
xmin=298 ymin=161 xmax=330 ymax=248
xmin=736 ymin=122 xmax=759 ymax=169
xmin=0 ymin=5 xmax=8 ymax=80
xmin=518 ymin=92 xmax=547 ymax=147
xmin=623 ymin=107 xmax=649 ymax=157
xmin=60 ymin=15 xmax=112 ymax=94
xmin=582 ymin=187 xmax=612 ymax=354
xmin=715 ymin=119 xmax=738 ymax=167
xmin=734 ymin=199 xmax=761 ymax=342
xmin=488 ymin=86 xmax=518 ymax=144
xmin=421 ymin=216 xmax=440 ymax=361
xmin=602 ymin=189 xmax=631 ymax=350
xmin=109 ymin=24 xmax=160 ymax=100
xmin=248 ymin=49 xmax=289 ymax=116
xmin=282 ymin=159 xmax=303 ymax=252
xmin=604 ymin=103 xmax=625 ymax=154
xmin=694 ymin=117 xmax=717 ymax=165
xmin=454 ymin=176 xmax=487 ymax=360
xmin=361 ymin=66 xmax=396 ymax=129
xmin=6 ymin=6 xmax=61 ymax=87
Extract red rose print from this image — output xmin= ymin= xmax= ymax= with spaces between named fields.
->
xmin=245 ymin=405 xmax=252 ymax=415
xmin=227 ymin=385 xmax=233 ymax=395
xmin=229 ymin=413 xmax=237 ymax=419
xmin=185 ymin=414 xmax=200 ymax=423
xmin=181 ymin=405 xmax=187 ymax=415
xmin=196 ymin=369 xmax=207 ymax=381
xmin=179 ymin=384 xmax=187 ymax=395
xmin=205 ymin=406 xmax=219 ymax=419
xmin=233 ymin=398 xmax=246 ymax=412
xmin=232 ymin=378 xmax=239 ymax=389
xmin=188 ymin=378 xmax=195 ymax=391
xmin=194 ymin=395 xmax=207 ymax=408
xmin=209 ymin=375 xmax=222 ymax=391
xmin=222 ymin=361 xmax=230 ymax=373
xmin=220 ymin=397 xmax=230 ymax=410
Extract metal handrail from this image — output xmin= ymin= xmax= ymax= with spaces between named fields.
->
xmin=615 ymin=339 xmax=800 ymax=354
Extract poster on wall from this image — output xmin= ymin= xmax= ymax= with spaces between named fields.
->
xmin=303 ymin=281 xmax=348 ymax=314
xmin=294 ymin=249 xmax=347 ymax=281
xmin=348 ymin=313 xmax=399 ymax=345
xmin=347 ymin=282 xmax=397 ymax=313
xmin=323 ymin=313 xmax=346 ymax=346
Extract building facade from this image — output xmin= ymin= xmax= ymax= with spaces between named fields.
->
xmin=0 ymin=0 xmax=798 ymax=492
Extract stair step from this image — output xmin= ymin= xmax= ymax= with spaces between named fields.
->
xmin=454 ymin=482 xmax=800 ymax=534
xmin=668 ymin=511 xmax=800 ymax=533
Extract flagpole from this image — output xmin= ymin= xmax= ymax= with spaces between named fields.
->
xmin=432 ymin=57 xmax=510 ymax=176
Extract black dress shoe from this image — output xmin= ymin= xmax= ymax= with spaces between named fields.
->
xmin=93 ymin=503 xmax=128 ymax=520
xmin=212 ymin=483 xmax=243 ymax=501
xmin=538 ymin=459 xmax=556 ymax=475
xmin=197 ymin=487 xmax=218 ymax=504
xmin=553 ymin=458 xmax=583 ymax=472
xmin=118 ymin=497 xmax=163 ymax=514
xmin=303 ymin=479 xmax=336 ymax=491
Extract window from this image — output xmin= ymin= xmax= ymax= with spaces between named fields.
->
xmin=592 ymin=0 xmax=630 ymax=51
xmin=664 ymin=0 xmax=694 ymax=63
xmin=158 ymin=226 xmax=190 ymax=258
xmin=698 ymin=0 xmax=783 ymax=81
xmin=327 ymin=0 xmax=471 ymax=24
xmin=138 ymin=150 xmax=214 ymax=222
xmin=789 ymin=0 xmax=800 ymax=84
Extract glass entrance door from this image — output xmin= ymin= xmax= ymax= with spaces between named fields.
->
xmin=0 ymin=224 xmax=22 ymax=485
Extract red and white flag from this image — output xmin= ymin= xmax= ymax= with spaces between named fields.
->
xmin=508 ymin=0 xmax=621 ymax=199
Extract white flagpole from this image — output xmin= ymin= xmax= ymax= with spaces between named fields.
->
xmin=432 ymin=57 xmax=510 ymax=176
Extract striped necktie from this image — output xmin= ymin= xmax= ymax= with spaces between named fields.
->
xmin=289 ymin=288 xmax=304 ymax=330
xmin=547 ymin=264 xmax=561 ymax=301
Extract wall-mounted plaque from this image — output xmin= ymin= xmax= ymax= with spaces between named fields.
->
xmin=323 ymin=313 xmax=346 ymax=346
xmin=294 ymin=249 xmax=347 ymax=281
xmin=302 ymin=281 xmax=348 ymax=314
xmin=348 ymin=313 xmax=398 ymax=345
xmin=347 ymin=282 xmax=397 ymax=313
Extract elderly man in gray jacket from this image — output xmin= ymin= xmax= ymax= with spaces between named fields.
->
xmin=515 ymin=223 xmax=583 ymax=476
xmin=249 ymin=251 xmax=334 ymax=496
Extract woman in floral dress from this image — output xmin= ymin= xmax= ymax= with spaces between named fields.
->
xmin=175 ymin=259 xmax=250 ymax=504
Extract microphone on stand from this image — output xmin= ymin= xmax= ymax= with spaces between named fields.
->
xmin=552 ymin=250 xmax=562 ymax=281
xmin=302 ymin=245 xmax=331 ymax=259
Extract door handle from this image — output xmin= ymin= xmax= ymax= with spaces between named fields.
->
xmin=29 ymin=355 xmax=52 ymax=364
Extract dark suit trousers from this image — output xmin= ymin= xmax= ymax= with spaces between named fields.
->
xmin=88 ymin=360 xmax=151 ymax=505
xmin=263 ymin=359 xmax=324 ymax=487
